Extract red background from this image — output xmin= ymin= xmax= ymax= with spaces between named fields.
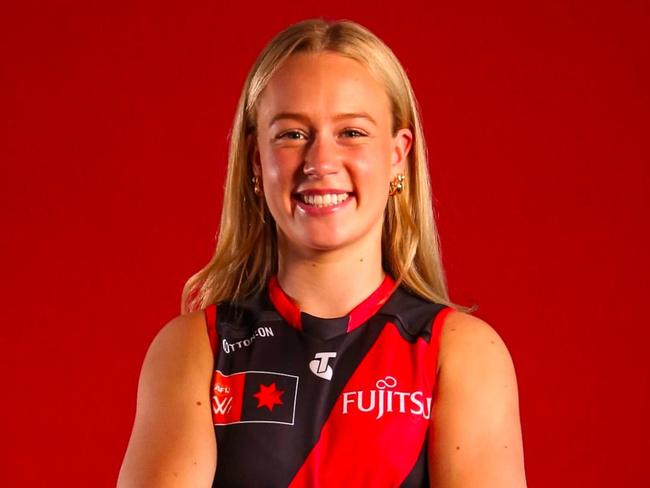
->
xmin=1 ymin=1 xmax=648 ymax=486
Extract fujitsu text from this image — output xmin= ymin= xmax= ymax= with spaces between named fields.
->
xmin=342 ymin=376 xmax=432 ymax=420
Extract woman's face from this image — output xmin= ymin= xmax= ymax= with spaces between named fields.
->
xmin=251 ymin=52 xmax=412 ymax=255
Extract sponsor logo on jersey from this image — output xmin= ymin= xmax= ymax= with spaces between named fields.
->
xmin=342 ymin=376 xmax=433 ymax=421
xmin=211 ymin=369 xmax=299 ymax=425
xmin=221 ymin=325 xmax=274 ymax=354
xmin=309 ymin=352 xmax=337 ymax=380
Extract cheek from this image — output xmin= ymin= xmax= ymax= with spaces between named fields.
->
xmin=260 ymin=147 xmax=299 ymax=182
xmin=352 ymin=148 xmax=392 ymax=188
xmin=262 ymin=162 xmax=282 ymax=184
xmin=356 ymin=147 xmax=393 ymax=210
xmin=259 ymin=153 xmax=298 ymax=217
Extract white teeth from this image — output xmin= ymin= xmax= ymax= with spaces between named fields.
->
xmin=301 ymin=193 xmax=349 ymax=207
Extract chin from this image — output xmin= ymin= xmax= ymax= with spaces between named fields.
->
xmin=304 ymin=239 xmax=351 ymax=252
xmin=279 ymin=226 xmax=354 ymax=253
xmin=299 ymin=232 xmax=353 ymax=252
xmin=278 ymin=220 xmax=380 ymax=255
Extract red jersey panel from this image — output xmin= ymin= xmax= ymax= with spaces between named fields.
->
xmin=203 ymin=275 xmax=452 ymax=487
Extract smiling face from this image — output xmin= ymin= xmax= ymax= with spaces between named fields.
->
xmin=251 ymin=51 xmax=412 ymax=256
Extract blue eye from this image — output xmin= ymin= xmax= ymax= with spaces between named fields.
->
xmin=277 ymin=129 xmax=367 ymax=140
xmin=343 ymin=129 xmax=366 ymax=138
xmin=278 ymin=131 xmax=306 ymax=140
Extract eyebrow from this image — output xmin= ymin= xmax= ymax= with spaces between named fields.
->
xmin=268 ymin=112 xmax=378 ymax=127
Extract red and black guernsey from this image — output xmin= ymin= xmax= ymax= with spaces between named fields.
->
xmin=203 ymin=274 xmax=453 ymax=487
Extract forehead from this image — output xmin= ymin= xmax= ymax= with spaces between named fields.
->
xmin=256 ymin=52 xmax=391 ymax=125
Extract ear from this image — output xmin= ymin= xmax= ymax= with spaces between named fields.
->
xmin=247 ymin=133 xmax=262 ymax=177
xmin=391 ymin=127 xmax=413 ymax=178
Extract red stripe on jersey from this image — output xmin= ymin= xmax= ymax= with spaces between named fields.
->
xmin=267 ymin=276 xmax=302 ymax=330
xmin=288 ymin=319 xmax=443 ymax=487
xmin=268 ymin=274 xmax=397 ymax=332
xmin=346 ymin=275 xmax=396 ymax=332
xmin=204 ymin=304 xmax=217 ymax=356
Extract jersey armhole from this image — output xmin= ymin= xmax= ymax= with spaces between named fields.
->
xmin=430 ymin=306 xmax=454 ymax=377
xmin=204 ymin=304 xmax=218 ymax=359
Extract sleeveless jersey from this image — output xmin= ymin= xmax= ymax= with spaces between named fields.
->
xmin=203 ymin=274 xmax=452 ymax=487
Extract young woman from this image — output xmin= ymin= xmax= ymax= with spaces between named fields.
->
xmin=118 ymin=18 xmax=527 ymax=487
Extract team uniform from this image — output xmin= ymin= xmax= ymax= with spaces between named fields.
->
xmin=203 ymin=274 xmax=452 ymax=487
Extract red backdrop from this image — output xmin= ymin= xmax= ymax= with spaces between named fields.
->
xmin=1 ymin=1 xmax=648 ymax=486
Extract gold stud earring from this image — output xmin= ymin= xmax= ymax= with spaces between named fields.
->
xmin=252 ymin=176 xmax=263 ymax=196
xmin=389 ymin=174 xmax=405 ymax=196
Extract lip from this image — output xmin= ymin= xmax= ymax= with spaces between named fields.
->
xmin=292 ymin=191 xmax=355 ymax=216
xmin=294 ymin=188 xmax=352 ymax=196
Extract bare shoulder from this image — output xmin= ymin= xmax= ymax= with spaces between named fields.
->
xmin=117 ymin=310 xmax=216 ymax=487
xmin=428 ymin=310 xmax=527 ymax=487
xmin=436 ymin=310 xmax=520 ymax=423
xmin=438 ymin=310 xmax=516 ymax=375
xmin=147 ymin=310 xmax=213 ymax=365
xmin=134 ymin=310 xmax=215 ymax=397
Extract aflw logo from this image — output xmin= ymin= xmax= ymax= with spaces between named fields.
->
xmin=212 ymin=382 xmax=233 ymax=415
xmin=342 ymin=376 xmax=433 ymax=420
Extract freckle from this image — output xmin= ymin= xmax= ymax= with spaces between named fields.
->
xmin=504 ymin=445 xmax=508 ymax=448
xmin=311 ymin=263 xmax=316 ymax=267
xmin=451 ymin=328 xmax=456 ymax=331
xmin=173 ymin=472 xmax=178 ymax=477
xmin=360 ymin=258 xmax=364 ymax=262
xmin=196 ymin=401 xmax=202 ymax=406
xmin=194 ymin=461 xmax=197 ymax=465
xmin=456 ymin=446 xmax=460 ymax=450
xmin=490 ymin=340 xmax=495 ymax=344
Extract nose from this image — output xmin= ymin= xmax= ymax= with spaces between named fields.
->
xmin=302 ymin=134 xmax=341 ymax=178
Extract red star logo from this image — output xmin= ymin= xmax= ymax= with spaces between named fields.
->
xmin=253 ymin=382 xmax=284 ymax=411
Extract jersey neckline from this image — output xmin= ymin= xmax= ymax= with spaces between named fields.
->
xmin=267 ymin=274 xmax=397 ymax=334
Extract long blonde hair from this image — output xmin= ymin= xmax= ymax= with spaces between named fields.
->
xmin=182 ymin=18 xmax=472 ymax=314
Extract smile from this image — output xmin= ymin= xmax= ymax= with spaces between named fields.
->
xmin=293 ymin=190 xmax=354 ymax=216
xmin=299 ymin=192 xmax=350 ymax=208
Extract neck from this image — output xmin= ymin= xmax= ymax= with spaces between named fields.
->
xmin=276 ymin=230 xmax=386 ymax=319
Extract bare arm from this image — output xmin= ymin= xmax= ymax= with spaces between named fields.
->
xmin=117 ymin=311 xmax=217 ymax=487
xmin=428 ymin=311 xmax=527 ymax=487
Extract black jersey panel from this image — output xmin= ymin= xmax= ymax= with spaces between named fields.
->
xmin=376 ymin=287 xmax=447 ymax=343
xmin=400 ymin=434 xmax=429 ymax=487
xmin=300 ymin=312 xmax=348 ymax=340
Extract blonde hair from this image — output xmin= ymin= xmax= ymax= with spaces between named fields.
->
xmin=181 ymin=18 xmax=472 ymax=314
